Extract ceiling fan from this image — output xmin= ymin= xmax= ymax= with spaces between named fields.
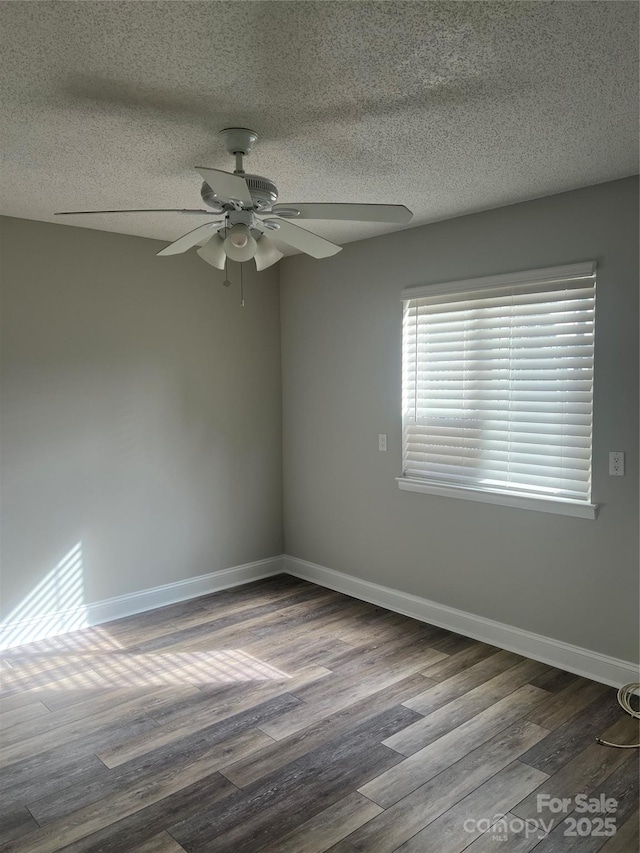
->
xmin=55 ymin=127 xmax=413 ymax=271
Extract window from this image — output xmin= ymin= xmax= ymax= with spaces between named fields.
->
xmin=399 ymin=262 xmax=597 ymax=518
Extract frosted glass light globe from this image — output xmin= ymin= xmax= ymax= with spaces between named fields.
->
xmin=224 ymin=224 xmax=257 ymax=262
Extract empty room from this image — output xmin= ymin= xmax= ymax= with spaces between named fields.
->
xmin=0 ymin=1 xmax=639 ymax=852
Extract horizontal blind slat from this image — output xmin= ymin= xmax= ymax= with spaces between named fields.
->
xmin=401 ymin=459 xmax=590 ymax=489
xmin=406 ymin=441 xmax=591 ymax=457
xmin=408 ymin=336 xmax=594 ymax=351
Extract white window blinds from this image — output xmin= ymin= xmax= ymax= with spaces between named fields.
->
xmin=402 ymin=263 xmax=596 ymax=504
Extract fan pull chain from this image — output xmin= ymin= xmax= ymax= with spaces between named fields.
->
xmin=240 ymin=262 xmax=245 ymax=307
xmin=223 ymin=257 xmax=231 ymax=287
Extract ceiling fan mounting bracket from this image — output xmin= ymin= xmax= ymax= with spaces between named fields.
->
xmin=218 ymin=127 xmax=258 ymax=157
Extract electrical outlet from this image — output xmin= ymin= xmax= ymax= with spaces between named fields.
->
xmin=378 ymin=434 xmax=388 ymax=452
xmin=609 ymin=451 xmax=625 ymax=476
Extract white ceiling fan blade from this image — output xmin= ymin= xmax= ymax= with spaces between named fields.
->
xmin=196 ymin=234 xmax=226 ymax=270
xmin=55 ymin=209 xmax=213 ymax=216
xmin=157 ymin=222 xmax=220 ymax=256
xmin=262 ymin=219 xmax=341 ymax=259
xmin=272 ymin=203 xmax=413 ymax=224
xmin=254 ymin=236 xmax=283 ymax=271
xmin=196 ymin=167 xmax=253 ymax=207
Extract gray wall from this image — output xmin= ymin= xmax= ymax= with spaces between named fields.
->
xmin=280 ymin=177 xmax=639 ymax=663
xmin=0 ymin=216 xmax=283 ymax=618
xmin=2 ymin=179 xmax=638 ymax=662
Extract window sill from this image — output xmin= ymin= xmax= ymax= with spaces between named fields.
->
xmin=396 ymin=477 xmax=598 ymax=519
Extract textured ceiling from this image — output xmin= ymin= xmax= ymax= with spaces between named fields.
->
xmin=0 ymin=1 xmax=638 ymax=254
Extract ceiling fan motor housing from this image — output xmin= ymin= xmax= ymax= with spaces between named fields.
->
xmin=244 ymin=174 xmax=279 ymax=211
xmin=201 ymin=174 xmax=278 ymax=212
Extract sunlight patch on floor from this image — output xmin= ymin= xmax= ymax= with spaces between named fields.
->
xmin=0 ymin=546 xmax=292 ymax=688
xmin=1 ymin=648 xmax=290 ymax=690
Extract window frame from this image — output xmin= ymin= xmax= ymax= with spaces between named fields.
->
xmin=398 ymin=262 xmax=598 ymax=520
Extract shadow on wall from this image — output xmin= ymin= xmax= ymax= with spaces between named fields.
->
xmin=0 ymin=542 xmax=87 ymax=650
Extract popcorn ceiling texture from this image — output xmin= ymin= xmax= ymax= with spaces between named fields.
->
xmin=0 ymin=1 xmax=638 ymax=251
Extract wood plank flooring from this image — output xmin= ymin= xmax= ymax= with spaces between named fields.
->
xmin=0 ymin=574 xmax=638 ymax=852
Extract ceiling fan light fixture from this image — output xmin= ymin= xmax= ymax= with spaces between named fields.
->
xmin=230 ymin=231 xmax=248 ymax=249
xmin=196 ymin=234 xmax=226 ymax=270
xmin=254 ymin=236 xmax=284 ymax=271
xmin=223 ymin=223 xmax=257 ymax=262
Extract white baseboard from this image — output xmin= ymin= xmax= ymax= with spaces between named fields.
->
xmin=3 ymin=552 xmax=637 ymax=689
xmin=0 ymin=556 xmax=284 ymax=650
xmin=283 ymin=555 xmax=639 ymax=689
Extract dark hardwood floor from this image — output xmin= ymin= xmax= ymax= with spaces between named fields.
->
xmin=0 ymin=575 xmax=637 ymax=852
